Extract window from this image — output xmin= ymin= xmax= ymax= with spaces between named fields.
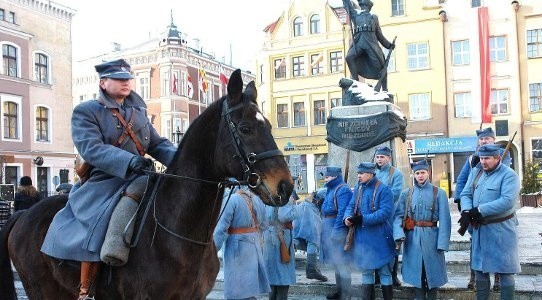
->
xmin=383 ymin=48 xmax=396 ymax=72
xmin=407 ymin=42 xmax=429 ymax=70
xmin=0 ymin=9 xmax=4 ymax=20
xmin=310 ymin=54 xmax=323 ymax=75
xmin=310 ymin=15 xmax=320 ymax=34
xmin=2 ymin=44 xmax=18 ymax=77
xmin=314 ymin=100 xmax=326 ymax=125
xmin=533 ymin=139 xmax=542 ymax=165
xmin=277 ymin=104 xmax=289 ymax=128
xmin=3 ymin=101 xmax=19 ymax=139
xmin=293 ymin=17 xmax=303 ymax=37
xmin=35 ymin=106 xmax=49 ymax=142
xmin=274 ymin=58 xmax=286 ymax=79
xmin=161 ymin=70 xmax=170 ymax=96
xmin=452 ymin=40 xmax=470 ymax=66
xmin=330 ymin=51 xmax=343 ymax=73
xmin=6 ymin=11 xmax=14 ymax=23
xmin=36 ymin=166 xmax=49 ymax=197
xmin=529 ymin=83 xmax=542 ymax=112
xmin=293 ymin=102 xmax=306 ymax=127
xmin=136 ymin=72 xmax=150 ymax=99
xmin=391 ymin=0 xmax=405 ymax=17
xmin=331 ymin=98 xmax=341 ymax=108
xmin=471 ymin=0 xmax=481 ymax=7
xmin=292 ymin=56 xmax=305 ymax=77
xmin=491 ymin=89 xmax=509 ymax=115
xmin=34 ymin=53 xmax=49 ymax=84
xmin=527 ymin=29 xmax=542 ymax=58
xmin=490 ymin=36 xmax=506 ymax=62
xmin=454 ymin=92 xmax=472 ymax=118
xmin=408 ymin=93 xmax=431 ymax=120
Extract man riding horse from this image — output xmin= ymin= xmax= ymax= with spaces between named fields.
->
xmin=41 ymin=59 xmax=178 ymax=299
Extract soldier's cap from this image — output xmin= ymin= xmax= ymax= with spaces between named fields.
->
xmin=478 ymin=144 xmax=501 ymax=157
xmin=411 ymin=160 xmax=429 ymax=172
xmin=375 ymin=146 xmax=392 ymax=157
xmin=476 ymin=127 xmax=495 ymax=138
xmin=325 ymin=166 xmax=342 ymax=177
xmin=356 ymin=162 xmax=376 ymax=174
xmin=358 ymin=0 xmax=374 ymax=8
xmin=95 ymin=58 xmax=134 ymax=79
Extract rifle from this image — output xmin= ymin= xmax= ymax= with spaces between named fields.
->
xmin=374 ymin=36 xmax=397 ymax=92
xmin=344 ymin=149 xmax=351 ymax=184
xmin=501 ymin=131 xmax=517 ymax=160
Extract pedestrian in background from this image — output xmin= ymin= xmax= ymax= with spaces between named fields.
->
xmin=394 ymin=160 xmax=451 ymax=300
xmin=293 ymin=188 xmax=328 ymax=282
xmin=374 ymin=146 xmax=404 ymax=287
xmin=343 ymin=162 xmax=395 ymax=300
xmin=14 ymin=176 xmax=41 ymax=211
xmin=214 ymin=184 xmax=270 ymax=300
xmin=460 ymin=144 xmax=520 ymax=300
xmin=261 ymin=192 xmax=297 ymax=300
xmin=454 ymin=127 xmax=510 ymax=291
xmin=320 ymin=166 xmax=353 ymax=300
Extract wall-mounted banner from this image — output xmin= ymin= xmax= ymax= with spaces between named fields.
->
xmin=326 ymin=111 xmax=407 ymax=152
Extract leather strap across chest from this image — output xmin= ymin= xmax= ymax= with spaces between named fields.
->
xmin=109 ymin=108 xmax=145 ymax=156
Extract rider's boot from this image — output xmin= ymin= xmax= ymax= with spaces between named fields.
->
xmin=78 ymin=261 xmax=99 ymax=300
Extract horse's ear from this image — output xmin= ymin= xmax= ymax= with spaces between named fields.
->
xmin=227 ymin=69 xmax=243 ymax=105
xmin=245 ymin=81 xmax=257 ymax=104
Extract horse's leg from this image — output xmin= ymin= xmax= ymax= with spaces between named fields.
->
xmin=0 ymin=211 xmax=24 ymax=300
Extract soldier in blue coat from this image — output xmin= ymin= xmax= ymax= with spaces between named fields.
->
xmin=374 ymin=146 xmax=404 ymax=286
xmin=261 ymin=194 xmax=297 ymax=299
xmin=293 ymin=188 xmax=328 ymax=281
xmin=344 ymin=162 xmax=395 ymax=300
xmin=393 ymin=160 xmax=451 ymax=300
xmin=320 ymin=166 xmax=353 ymax=300
xmin=41 ymin=59 xmax=177 ymax=299
xmin=214 ymin=185 xmax=270 ymax=300
xmin=460 ymin=144 xmax=521 ymax=300
xmin=453 ymin=127 xmax=510 ymax=290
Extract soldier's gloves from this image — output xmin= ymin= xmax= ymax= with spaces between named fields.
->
xmin=456 ymin=202 xmax=462 ymax=212
xmin=347 ymin=215 xmax=363 ymax=225
xmin=128 ymin=156 xmax=152 ymax=175
xmin=458 ymin=211 xmax=471 ymax=229
xmin=469 ymin=207 xmax=483 ymax=221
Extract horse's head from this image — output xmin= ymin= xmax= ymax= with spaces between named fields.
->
xmin=216 ymin=69 xmax=293 ymax=206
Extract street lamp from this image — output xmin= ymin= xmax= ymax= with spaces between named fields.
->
xmin=173 ymin=126 xmax=184 ymax=145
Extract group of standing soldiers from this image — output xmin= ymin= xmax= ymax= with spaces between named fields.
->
xmin=213 ymin=126 xmax=520 ymax=300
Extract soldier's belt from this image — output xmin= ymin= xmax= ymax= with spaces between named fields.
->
xmin=227 ymin=227 xmax=258 ymax=234
xmin=324 ymin=214 xmax=337 ymax=218
xmin=480 ymin=213 xmax=514 ymax=225
xmin=415 ymin=221 xmax=437 ymax=227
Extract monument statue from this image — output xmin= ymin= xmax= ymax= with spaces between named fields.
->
xmin=343 ymin=0 xmax=395 ymax=92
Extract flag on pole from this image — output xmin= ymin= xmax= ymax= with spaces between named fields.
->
xmin=172 ymin=73 xmax=178 ymax=94
xmin=274 ymin=58 xmax=286 ymax=70
xmin=219 ymin=67 xmax=229 ymax=85
xmin=478 ymin=7 xmax=492 ymax=123
xmin=186 ymin=73 xmax=194 ymax=98
xmin=199 ymin=68 xmax=208 ymax=94
xmin=311 ymin=53 xmax=323 ymax=67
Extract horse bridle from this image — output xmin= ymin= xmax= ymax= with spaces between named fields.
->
xmin=221 ymin=96 xmax=284 ymax=204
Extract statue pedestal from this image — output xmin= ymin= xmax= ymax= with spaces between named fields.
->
xmin=327 ymin=101 xmax=410 ymax=186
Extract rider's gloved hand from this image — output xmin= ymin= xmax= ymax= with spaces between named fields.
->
xmin=128 ymin=156 xmax=152 ymax=175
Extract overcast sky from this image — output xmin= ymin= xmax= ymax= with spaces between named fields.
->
xmin=57 ymin=0 xmax=294 ymax=71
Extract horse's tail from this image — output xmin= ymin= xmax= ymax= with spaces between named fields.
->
xmin=0 ymin=210 xmax=24 ymax=300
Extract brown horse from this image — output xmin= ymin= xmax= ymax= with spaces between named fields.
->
xmin=0 ymin=69 xmax=293 ymax=299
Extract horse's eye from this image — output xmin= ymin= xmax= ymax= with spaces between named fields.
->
xmin=239 ymin=125 xmax=252 ymax=134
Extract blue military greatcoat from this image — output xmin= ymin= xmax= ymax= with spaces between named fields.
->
xmin=375 ymin=163 xmax=404 ymax=203
xmin=214 ymin=188 xmax=270 ymax=299
xmin=460 ymin=163 xmax=521 ymax=274
xmin=261 ymin=201 xmax=297 ymax=285
xmin=293 ymin=200 xmax=322 ymax=247
xmin=343 ymin=177 xmax=395 ymax=270
xmin=41 ymin=89 xmax=176 ymax=261
xmin=320 ymin=176 xmax=353 ymax=265
xmin=393 ymin=181 xmax=451 ymax=289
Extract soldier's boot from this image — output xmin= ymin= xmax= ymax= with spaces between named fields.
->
xmin=414 ymin=287 xmax=426 ymax=300
xmin=326 ymin=273 xmax=341 ymax=299
xmin=374 ymin=270 xmax=380 ymax=285
xmin=500 ymin=284 xmax=514 ymax=300
xmin=78 ymin=261 xmax=99 ymax=300
xmin=493 ymin=273 xmax=501 ymax=292
xmin=475 ymin=279 xmax=491 ymax=300
xmin=392 ymin=255 xmax=402 ymax=287
xmin=426 ymin=288 xmax=438 ymax=300
xmin=275 ymin=285 xmax=289 ymax=300
xmin=339 ymin=275 xmax=351 ymax=300
xmin=381 ymin=285 xmax=393 ymax=300
xmin=306 ymin=253 xmax=328 ymax=282
xmin=269 ymin=285 xmax=277 ymax=300
xmin=467 ymin=269 xmax=476 ymax=290
xmin=360 ymin=284 xmax=375 ymax=300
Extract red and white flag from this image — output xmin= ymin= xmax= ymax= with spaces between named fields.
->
xmin=186 ymin=73 xmax=194 ymax=98
xmin=219 ymin=69 xmax=229 ymax=86
xmin=172 ymin=73 xmax=178 ymax=94
xmin=478 ymin=6 xmax=491 ymax=123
